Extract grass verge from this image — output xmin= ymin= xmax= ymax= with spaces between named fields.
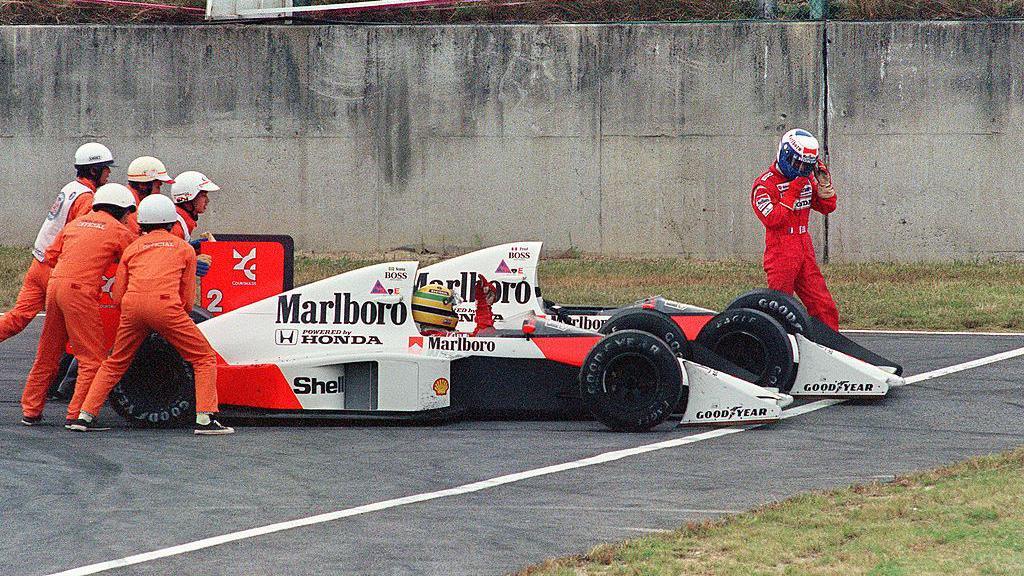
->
xmin=2 ymin=247 xmax=1022 ymax=331
xmin=518 ymin=447 xmax=1024 ymax=576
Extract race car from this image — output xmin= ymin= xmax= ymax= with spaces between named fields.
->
xmin=107 ymin=243 xmax=792 ymax=432
xmin=417 ymin=243 xmax=905 ymax=398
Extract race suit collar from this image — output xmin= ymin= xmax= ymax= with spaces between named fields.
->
xmin=175 ymin=205 xmax=197 ymax=232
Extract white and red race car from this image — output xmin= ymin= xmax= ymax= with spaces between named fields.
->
xmin=109 ymin=243 xmax=792 ymax=432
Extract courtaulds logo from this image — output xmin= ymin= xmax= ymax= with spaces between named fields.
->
xmin=233 ymin=248 xmax=257 ymax=281
xmin=101 ymin=274 xmax=116 ymax=296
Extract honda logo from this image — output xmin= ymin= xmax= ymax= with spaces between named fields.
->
xmin=275 ymin=329 xmax=297 ymax=345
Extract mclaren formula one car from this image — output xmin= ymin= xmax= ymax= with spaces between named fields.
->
xmin=417 ymin=243 xmax=905 ymax=399
xmin=109 ymin=243 xmax=792 ymax=432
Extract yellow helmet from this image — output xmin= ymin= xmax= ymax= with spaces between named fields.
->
xmin=412 ymin=284 xmax=459 ymax=330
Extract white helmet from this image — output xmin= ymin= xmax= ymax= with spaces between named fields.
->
xmin=127 ymin=156 xmax=174 ymax=183
xmin=92 ymin=183 xmax=137 ymax=210
xmin=171 ymin=171 xmax=220 ymax=203
xmin=137 ymin=194 xmax=178 ymax=225
xmin=74 ymin=142 xmax=115 ymax=168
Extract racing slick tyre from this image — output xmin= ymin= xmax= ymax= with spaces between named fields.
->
xmin=598 ymin=308 xmax=693 ymax=360
xmin=579 ymin=329 xmax=684 ymax=432
xmin=725 ymin=289 xmax=812 ymax=335
xmin=108 ymin=307 xmax=213 ymax=428
xmin=695 ymin=308 xmax=797 ymax=393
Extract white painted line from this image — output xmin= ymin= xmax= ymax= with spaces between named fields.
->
xmin=904 ymin=345 xmax=1024 ymax=384
xmin=843 ymin=329 xmax=1024 ymax=337
xmin=46 ymin=346 xmax=1024 ymax=576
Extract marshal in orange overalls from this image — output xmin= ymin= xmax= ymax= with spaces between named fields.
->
xmin=80 ymin=229 xmax=218 ymax=418
xmin=20 ymin=210 xmax=135 ymax=420
xmin=0 ymin=179 xmax=95 ymax=343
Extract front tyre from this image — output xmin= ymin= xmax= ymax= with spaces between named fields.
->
xmin=725 ymin=289 xmax=811 ymax=335
xmin=579 ymin=329 xmax=684 ymax=432
xmin=695 ymin=308 xmax=797 ymax=392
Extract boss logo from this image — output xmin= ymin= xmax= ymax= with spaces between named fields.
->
xmin=507 ymin=247 xmax=531 ymax=259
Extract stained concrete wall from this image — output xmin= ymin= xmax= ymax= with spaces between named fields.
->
xmin=0 ymin=22 xmax=1019 ymax=260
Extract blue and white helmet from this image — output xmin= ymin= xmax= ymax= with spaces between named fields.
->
xmin=777 ymin=129 xmax=819 ymax=179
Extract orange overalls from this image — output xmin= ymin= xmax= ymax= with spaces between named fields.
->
xmin=170 ymin=206 xmax=197 ymax=242
xmin=80 ymin=229 xmax=218 ymax=418
xmin=0 ymin=181 xmax=95 ymax=342
xmin=122 ymin=188 xmax=144 ymax=238
xmin=20 ymin=210 xmax=135 ymax=420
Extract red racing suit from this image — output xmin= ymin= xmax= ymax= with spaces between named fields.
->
xmin=751 ymin=163 xmax=839 ymax=330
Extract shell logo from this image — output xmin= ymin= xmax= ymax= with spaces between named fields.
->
xmin=432 ymin=377 xmax=450 ymax=396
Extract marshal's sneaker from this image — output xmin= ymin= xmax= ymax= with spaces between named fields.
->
xmin=194 ymin=419 xmax=234 ymax=435
xmin=20 ymin=415 xmax=42 ymax=426
xmin=67 ymin=418 xmax=111 ymax=432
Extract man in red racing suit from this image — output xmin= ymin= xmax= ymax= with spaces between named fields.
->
xmin=751 ymin=132 xmax=839 ymax=331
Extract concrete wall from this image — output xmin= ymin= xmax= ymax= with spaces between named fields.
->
xmin=0 ymin=22 xmax=1019 ymax=261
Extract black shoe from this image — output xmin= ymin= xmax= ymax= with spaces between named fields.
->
xmin=68 ymin=418 xmax=110 ymax=432
xmin=65 ymin=418 xmax=75 ymax=430
xmin=20 ymin=415 xmax=42 ymax=426
xmin=194 ymin=419 xmax=234 ymax=435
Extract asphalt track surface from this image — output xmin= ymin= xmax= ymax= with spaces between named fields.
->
xmin=3 ymin=319 xmax=1024 ymax=576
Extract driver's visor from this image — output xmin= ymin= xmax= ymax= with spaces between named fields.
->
xmin=785 ymin=155 xmax=817 ymax=176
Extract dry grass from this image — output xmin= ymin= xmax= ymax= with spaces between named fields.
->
xmin=521 ymin=447 xmax=1024 ymax=576
xmin=0 ymin=0 xmax=204 ymax=24
xmin=4 ymin=0 xmax=1024 ymax=24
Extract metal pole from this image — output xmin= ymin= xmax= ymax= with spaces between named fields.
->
xmin=758 ymin=0 xmax=776 ymax=19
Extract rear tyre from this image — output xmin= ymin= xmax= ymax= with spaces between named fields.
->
xmin=108 ymin=307 xmax=212 ymax=428
xmin=695 ymin=308 xmax=797 ymax=393
xmin=726 ymin=289 xmax=812 ymax=335
xmin=599 ymin=308 xmax=692 ymax=360
xmin=579 ymin=329 xmax=684 ymax=432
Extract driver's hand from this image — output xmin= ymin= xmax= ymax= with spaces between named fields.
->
xmin=476 ymin=275 xmax=498 ymax=305
xmin=814 ymin=160 xmax=835 ymax=198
